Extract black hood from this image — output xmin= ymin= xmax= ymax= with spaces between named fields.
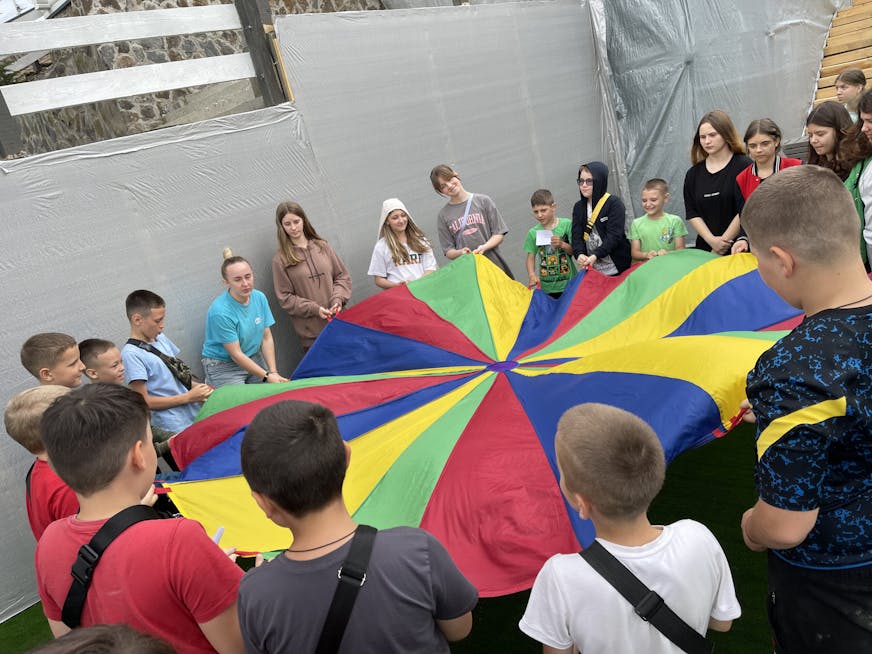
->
xmin=579 ymin=161 xmax=609 ymax=206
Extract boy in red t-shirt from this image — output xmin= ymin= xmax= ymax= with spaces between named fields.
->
xmin=4 ymin=385 xmax=78 ymax=540
xmin=35 ymin=384 xmax=244 ymax=654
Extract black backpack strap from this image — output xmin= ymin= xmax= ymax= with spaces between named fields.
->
xmin=125 ymin=338 xmax=194 ymax=390
xmin=580 ymin=541 xmax=713 ymax=654
xmin=61 ymin=505 xmax=160 ymax=629
xmin=25 ymin=461 xmax=35 ymax=500
xmin=315 ymin=525 xmax=378 ymax=654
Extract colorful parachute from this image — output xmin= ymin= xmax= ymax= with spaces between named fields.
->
xmin=164 ymin=250 xmax=800 ymax=596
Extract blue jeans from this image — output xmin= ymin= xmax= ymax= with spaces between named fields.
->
xmin=202 ymin=351 xmax=267 ymax=388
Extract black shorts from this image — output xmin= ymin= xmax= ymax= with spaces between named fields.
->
xmin=768 ymin=551 xmax=872 ymax=653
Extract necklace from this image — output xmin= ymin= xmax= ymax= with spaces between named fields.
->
xmin=834 ymin=291 xmax=872 ymax=310
xmin=287 ymin=526 xmax=357 ymax=553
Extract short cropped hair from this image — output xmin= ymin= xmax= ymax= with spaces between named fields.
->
xmin=530 ymin=189 xmax=555 ymax=207
xmin=4 ymin=386 xmax=70 ymax=455
xmin=78 ymin=339 xmax=116 ymax=369
xmin=125 ymin=289 xmax=165 ymax=320
xmin=742 ymin=165 xmax=857 ymax=262
xmin=41 ymin=384 xmax=149 ymax=496
xmin=642 ymin=178 xmax=669 ymax=195
xmin=430 ymin=164 xmax=459 ymax=194
xmin=20 ymin=333 xmax=77 ymax=378
xmin=555 ymin=403 xmax=665 ymax=519
xmin=28 ymin=623 xmax=175 ymax=654
xmin=241 ymin=401 xmax=346 ymax=517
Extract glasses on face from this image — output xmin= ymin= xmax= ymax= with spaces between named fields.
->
xmin=577 ymin=178 xmax=594 ymax=186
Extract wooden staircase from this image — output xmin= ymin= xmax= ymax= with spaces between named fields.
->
xmin=816 ymin=0 xmax=872 ymax=104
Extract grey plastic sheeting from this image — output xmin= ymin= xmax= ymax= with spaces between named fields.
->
xmin=276 ymin=0 xmax=604 ymax=275
xmin=0 ymin=1 xmax=603 ymax=621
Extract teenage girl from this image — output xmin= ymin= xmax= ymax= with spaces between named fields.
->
xmin=430 ymin=164 xmax=514 ymax=278
xmin=368 ymin=198 xmax=437 ymax=289
xmin=835 ymin=68 xmax=867 ymax=122
xmin=683 ymin=110 xmax=751 ymax=255
xmin=271 ymin=201 xmax=352 ymax=351
xmin=732 ymin=119 xmax=802 ymax=254
xmin=202 ymin=249 xmax=288 ymax=387
xmin=806 ymin=101 xmax=854 ymax=179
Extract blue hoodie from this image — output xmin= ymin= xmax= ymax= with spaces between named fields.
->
xmin=571 ymin=161 xmax=631 ymax=274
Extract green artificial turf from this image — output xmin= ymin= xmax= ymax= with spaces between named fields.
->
xmin=0 ymin=425 xmax=770 ymax=654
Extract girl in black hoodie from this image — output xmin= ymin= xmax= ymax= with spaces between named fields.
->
xmin=571 ymin=161 xmax=632 ymax=275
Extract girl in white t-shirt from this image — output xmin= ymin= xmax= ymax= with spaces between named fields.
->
xmin=368 ymin=198 xmax=438 ymax=289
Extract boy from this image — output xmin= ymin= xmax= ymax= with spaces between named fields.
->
xmin=35 ymin=384 xmax=243 ymax=654
xmin=739 ymin=165 xmax=872 ymax=652
xmin=524 ymin=189 xmax=576 ymax=297
xmin=78 ymin=338 xmax=126 ymax=385
xmin=520 ymin=403 xmax=739 ymax=653
xmin=123 ymin=290 xmax=211 ymax=434
xmin=20 ymin=333 xmax=84 ymax=388
xmin=629 ymin=179 xmax=687 ymax=260
xmin=4 ymin=385 xmax=77 ymax=540
xmin=571 ymin=162 xmax=632 ymax=275
xmin=237 ymin=400 xmax=478 ymax=652
xmin=430 ymin=164 xmax=514 ymax=278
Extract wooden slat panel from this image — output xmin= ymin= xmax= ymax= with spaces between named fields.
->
xmin=830 ymin=16 xmax=872 ymax=37
xmin=819 ymin=66 xmax=872 ymax=88
xmin=0 ymin=5 xmax=241 ymax=57
xmin=824 ymin=31 xmax=872 ymax=57
xmin=815 ymin=86 xmax=838 ymax=102
xmin=0 ymin=53 xmax=255 ymax=115
xmin=833 ymin=7 xmax=872 ymax=27
xmin=821 ymin=45 xmax=872 ymax=74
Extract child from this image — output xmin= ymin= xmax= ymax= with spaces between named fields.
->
xmin=237 ymin=400 xmax=478 ymax=652
xmin=629 ymin=179 xmax=687 ymax=260
xmin=739 ymin=165 xmax=872 ymax=652
xmin=430 ymin=164 xmax=514 ymax=278
xmin=571 ymin=161 xmax=632 ymax=275
xmin=35 ymin=384 xmax=244 ymax=654
xmin=20 ymin=333 xmax=84 ymax=388
xmin=78 ymin=338 xmax=126 ymax=385
xmin=123 ymin=290 xmax=212 ymax=433
xmin=520 ymin=403 xmax=739 ymax=653
xmin=835 ymin=67 xmax=867 ymax=122
xmin=368 ymin=197 xmax=438 ymax=289
xmin=524 ymin=189 xmax=576 ymax=297
xmin=3 ymin=385 xmax=77 ymax=540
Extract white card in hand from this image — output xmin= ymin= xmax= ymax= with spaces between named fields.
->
xmin=536 ymin=230 xmax=553 ymax=246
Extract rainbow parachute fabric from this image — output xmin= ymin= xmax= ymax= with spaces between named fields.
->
xmin=165 ymin=250 xmax=800 ymax=596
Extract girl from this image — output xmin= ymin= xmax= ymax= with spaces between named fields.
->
xmin=841 ymin=91 xmax=872 ymax=267
xmin=732 ymin=118 xmax=802 ymax=254
xmin=805 ymin=101 xmax=854 ymax=179
xmin=683 ymin=110 xmax=751 ymax=255
xmin=835 ymin=68 xmax=867 ymax=122
xmin=571 ymin=161 xmax=631 ymax=275
xmin=201 ymin=250 xmax=288 ymax=387
xmin=430 ymin=164 xmax=514 ymax=278
xmin=271 ymin=201 xmax=352 ymax=351
xmin=368 ymin=198 xmax=437 ymax=289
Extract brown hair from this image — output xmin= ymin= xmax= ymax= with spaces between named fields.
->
xmin=125 ymin=289 xmax=165 ymax=320
xmin=530 ymin=189 xmax=555 ymax=206
xmin=78 ymin=339 xmax=116 ymax=370
xmin=28 ymin=623 xmax=175 ymax=654
xmin=806 ymin=101 xmax=854 ymax=178
xmin=555 ymin=403 xmax=665 ymax=519
xmin=691 ymin=110 xmax=745 ymax=164
xmin=642 ymin=178 xmax=669 ymax=195
xmin=4 ymin=386 xmax=70 ymax=455
xmin=20 ymin=333 xmax=77 ymax=378
xmin=41 ymin=384 xmax=149 ymax=496
xmin=274 ymin=201 xmax=327 ymax=266
xmin=742 ymin=165 xmax=858 ymax=262
xmin=430 ymin=164 xmax=460 ymax=194
xmin=220 ymin=248 xmax=251 ymax=280
xmin=841 ymin=90 xmax=872 ymax=164
xmin=743 ymin=118 xmax=782 ymax=149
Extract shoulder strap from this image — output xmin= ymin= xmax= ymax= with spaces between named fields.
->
xmin=61 ymin=505 xmax=160 ymax=629
xmin=25 ymin=461 xmax=35 ymax=500
xmin=125 ymin=338 xmax=193 ymax=390
xmin=583 ymin=193 xmax=611 ymax=241
xmin=580 ymin=541 xmax=713 ymax=654
xmin=315 ymin=525 xmax=378 ymax=654
xmin=453 ymin=194 xmax=475 ymax=250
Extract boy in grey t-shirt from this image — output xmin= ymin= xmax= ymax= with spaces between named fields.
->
xmin=238 ymin=400 xmax=478 ymax=653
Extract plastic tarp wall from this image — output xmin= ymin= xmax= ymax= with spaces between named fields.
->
xmin=595 ymin=0 xmax=849 ymax=222
xmin=0 ymin=1 xmax=602 ymax=621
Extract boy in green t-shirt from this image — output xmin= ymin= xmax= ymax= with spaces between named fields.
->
xmin=629 ymin=178 xmax=687 ymax=261
xmin=524 ymin=189 xmax=576 ymax=297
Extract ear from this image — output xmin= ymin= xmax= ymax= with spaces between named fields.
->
xmin=769 ymin=245 xmax=796 ymax=277
xmin=575 ymin=494 xmax=594 ymax=521
xmin=663 ymin=192 xmax=671 ymax=202
xmin=251 ymin=490 xmax=287 ymax=526
xmin=131 ymin=312 xmax=142 ymax=326
xmin=84 ymin=368 xmax=99 ymax=381
xmin=38 ymin=367 xmax=53 ymax=382
xmin=344 ymin=441 xmax=352 ymax=469
xmin=130 ymin=439 xmax=148 ymax=472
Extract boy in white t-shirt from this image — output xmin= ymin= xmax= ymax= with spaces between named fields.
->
xmin=520 ymin=403 xmax=740 ymax=653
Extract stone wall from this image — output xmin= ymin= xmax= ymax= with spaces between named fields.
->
xmin=13 ymin=0 xmax=385 ymax=155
